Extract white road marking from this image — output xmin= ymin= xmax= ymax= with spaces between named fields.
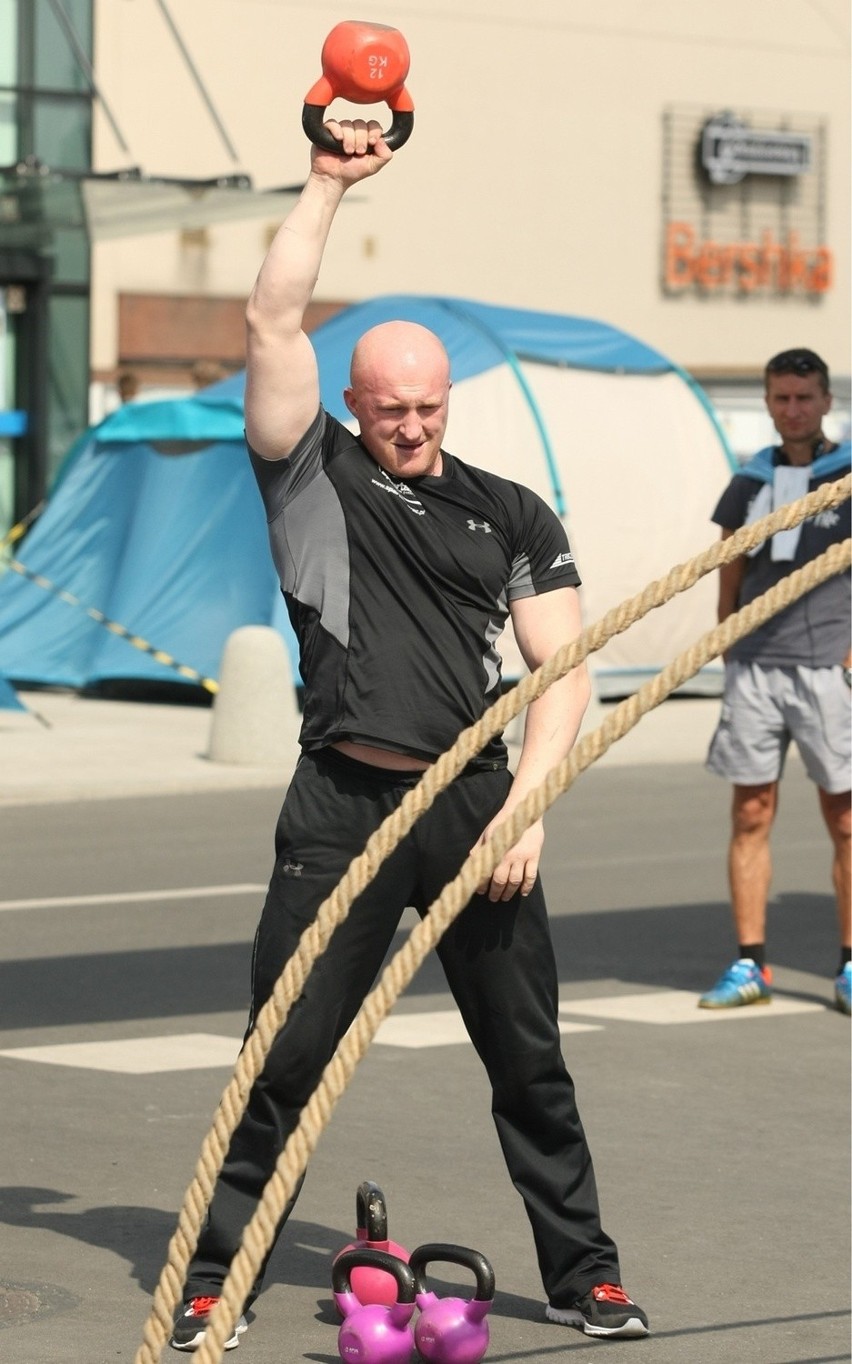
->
xmin=0 ymin=884 xmax=267 ymax=913
xmin=0 ymin=990 xmax=828 ymax=1075
xmin=0 ymin=1033 xmax=242 ymax=1074
xmin=373 ymin=1010 xmax=601 ymax=1049
xmin=559 ymin=990 xmax=825 ymax=1025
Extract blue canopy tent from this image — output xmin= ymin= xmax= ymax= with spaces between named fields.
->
xmin=0 ymin=674 xmax=27 ymax=711
xmin=0 ymin=296 xmax=734 ymax=697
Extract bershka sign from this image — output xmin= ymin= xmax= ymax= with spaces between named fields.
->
xmin=664 ymin=222 xmax=833 ymax=295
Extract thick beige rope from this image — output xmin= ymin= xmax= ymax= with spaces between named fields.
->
xmin=135 ymin=474 xmax=850 ymax=1363
xmin=190 ymin=535 xmax=851 ymax=1364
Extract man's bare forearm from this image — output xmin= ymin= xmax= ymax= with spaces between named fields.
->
xmin=247 ymin=172 xmax=346 ymax=341
xmin=509 ymin=665 xmax=591 ymax=810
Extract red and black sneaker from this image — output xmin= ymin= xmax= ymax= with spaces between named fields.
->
xmin=547 ymin=1282 xmax=649 ymax=1337
xmin=170 ymin=1296 xmax=248 ymax=1352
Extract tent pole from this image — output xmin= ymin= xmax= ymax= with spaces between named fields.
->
xmin=436 ymin=298 xmax=567 ymax=517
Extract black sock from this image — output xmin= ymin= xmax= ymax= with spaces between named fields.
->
xmin=739 ymin=943 xmax=766 ymax=969
xmin=839 ymin=947 xmax=851 ymax=973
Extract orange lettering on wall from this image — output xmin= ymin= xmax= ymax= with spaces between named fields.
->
xmin=664 ymin=222 xmax=696 ymax=289
xmin=664 ymin=222 xmax=833 ymax=295
xmin=808 ymin=247 xmax=834 ymax=292
xmin=737 ymin=245 xmax=759 ymax=292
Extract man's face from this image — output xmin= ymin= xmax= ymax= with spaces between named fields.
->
xmin=765 ymin=371 xmax=832 ymax=447
xmin=344 ymin=372 xmax=450 ymax=479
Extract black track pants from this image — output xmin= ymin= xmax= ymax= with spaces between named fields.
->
xmin=186 ymin=748 xmax=620 ymax=1308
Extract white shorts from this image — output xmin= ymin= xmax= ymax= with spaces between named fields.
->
xmin=706 ymin=661 xmax=851 ymax=793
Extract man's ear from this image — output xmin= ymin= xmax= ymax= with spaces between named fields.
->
xmin=343 ymin=387 xmax=358 ymax=417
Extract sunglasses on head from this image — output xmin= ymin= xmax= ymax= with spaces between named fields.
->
xmin=765 ymin=352 xmax=828 ymax=381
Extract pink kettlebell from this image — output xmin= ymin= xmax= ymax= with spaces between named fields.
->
xmin=409 ymin=1243 xmax=495 ymax=1364
xmin=333 ymin=1181 xmax=411 ymax=1313
xmin=333 ymin=1248 xmax=417 ymax=1364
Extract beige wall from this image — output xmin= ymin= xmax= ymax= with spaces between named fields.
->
xmin=91 ymin=0 xmax=851 ymax=383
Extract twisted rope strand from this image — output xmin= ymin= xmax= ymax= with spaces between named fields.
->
xmin=183 ymin=536 xmax=850 ymax=1364
xmin=135 ymin=475 xmax=850 ymax=1363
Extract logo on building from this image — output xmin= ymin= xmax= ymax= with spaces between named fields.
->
xmin=661 ymin=105 xmax=833 ymax=299
xmin=700 ymin=112 xmax=812 ymax=186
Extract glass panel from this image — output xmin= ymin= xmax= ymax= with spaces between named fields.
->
xmin=0 ymin=91 xmax=16 ymax=162
xmin=0 ymin=0 xmax=17 ymax=86
xmin=47 ymin=293 xmax=88 ymax=481
xmin=0 ymin=440 xmax=13 ymax=538
xmin=34 ymin=0 xmax=92 ymax=92
xmin=52 ymin=226 xmax=89 ymax=284
xmin=0 ymin=286 xmax=13 ymax=409
xmin=33 ymin=93 xmax=91 ymax=170
xmin=0 ymin=282 xmax=14 ymax=536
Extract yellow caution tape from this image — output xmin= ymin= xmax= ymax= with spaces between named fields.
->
xmin=0 ymin=500 xmax=45 ymax=552
xmin=4 ymin=556 xmax=219 ymax=695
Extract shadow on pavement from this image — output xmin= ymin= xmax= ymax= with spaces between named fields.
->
xmin=0 ymin=1185 xmax=356 ymax=1299
xmin=0 ymin=893 xmax=840 ymax=1031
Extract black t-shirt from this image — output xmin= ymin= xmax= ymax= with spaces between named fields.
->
xmin=250 ymin=408 xmax=581 ymax=763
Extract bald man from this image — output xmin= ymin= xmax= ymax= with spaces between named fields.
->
xmin=171 ymin=120 xmax=648 ymax=1351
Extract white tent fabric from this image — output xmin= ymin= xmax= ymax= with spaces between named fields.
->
xmin=410 ymin=363 xmax=728 ymax=693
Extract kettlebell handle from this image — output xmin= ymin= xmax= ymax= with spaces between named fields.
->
xmin=409 ymin=1243 xmax=496 ymax=1303
xmin=356 ymin=1179 xmax=389 ymax=1242
xmin=302 ymin=102 xmax=414 ymax=154
xmin=333 ymin=1247 xmax=417 ymax=1304
xmin=302 ymin=19 xmax=415 ymax=152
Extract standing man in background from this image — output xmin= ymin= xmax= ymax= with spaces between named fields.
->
xmin=700 ymin=348 xmax=851 ymax=1014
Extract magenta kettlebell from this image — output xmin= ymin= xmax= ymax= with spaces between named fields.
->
xmin=409 ymin=1243 xmax=495 ymax=1364
xmin=334 ymin=1181 xmax=411 ymax=1312
xmin=333 ymin=1248 xmax=417 ymax=1364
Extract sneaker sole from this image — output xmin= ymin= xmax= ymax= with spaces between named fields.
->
xmin=697 ymin=995 xmax=772 ymax=1009
xmin=546 ymin=1304 xmax=649 ymax=1338
xmin=170 ymin=1318 xmax=247 ymax=1352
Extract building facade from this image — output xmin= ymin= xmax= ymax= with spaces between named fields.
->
xmin=1 ymin=0 xmax=849 ymax=534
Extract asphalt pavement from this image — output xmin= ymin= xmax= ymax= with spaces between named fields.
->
xmin=1 ymin=685 xmax=721 ymax=807
xmin=0 ymin=689 xmax=849 ymax=1363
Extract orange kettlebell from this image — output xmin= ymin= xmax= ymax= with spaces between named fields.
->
xmin=302 ymin=20 xmax=415 ymax=152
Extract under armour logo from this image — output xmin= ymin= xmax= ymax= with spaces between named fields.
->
xmin=467 ymin=519 xmax=492 ymax=533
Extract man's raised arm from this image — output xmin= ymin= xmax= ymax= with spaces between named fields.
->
xmin=244 ymin=120 xmax=393 ymax=461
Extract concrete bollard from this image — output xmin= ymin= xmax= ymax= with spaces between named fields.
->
xmin=207 ymin=625 xmax=300 ymax=765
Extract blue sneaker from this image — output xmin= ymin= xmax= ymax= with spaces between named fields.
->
xmin=698 ymin=958 xmax=772 ymax=1009
xmin=835 ymin=963 xmax=852 ymax=1015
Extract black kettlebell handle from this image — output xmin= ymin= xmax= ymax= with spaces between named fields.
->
xmin=356 ymin=1180 xmax=388 ymax=1242
xmin=409 ymin=1243 xmax=496 ymax=1302
xmin=333 ymin=1247 xmax=417 ymax=1303
xmin=302 ymin=102 xmax=415 ymax=153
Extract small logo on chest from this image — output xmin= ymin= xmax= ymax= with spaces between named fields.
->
xmin=371 ymin=468 xmax=426 ymax=516
xmin=467 ymin=519 xmax=492 ymax=533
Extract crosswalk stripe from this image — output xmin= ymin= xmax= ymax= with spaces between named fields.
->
xmin=0 ymin=988 xmax=829 ymax=1076
xmin=0 ymin=884 xmax=268 ymax=913
xmin=559 ymin=990 xmax=825 ymax=1025
xmin=373 ymin=1011 xmax=601 ymax=1049
xmin=0 ymin=1033 xmax=242 ymax=1074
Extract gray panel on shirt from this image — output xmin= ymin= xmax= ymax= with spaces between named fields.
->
xmin=274 ymin=474 xmax=350 ymax=649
